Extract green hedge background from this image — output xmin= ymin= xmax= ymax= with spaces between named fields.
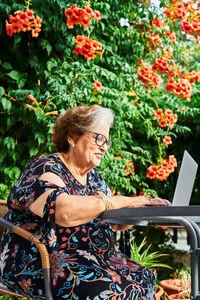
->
xmin=0 ymin=0 xmax=200 ymax=204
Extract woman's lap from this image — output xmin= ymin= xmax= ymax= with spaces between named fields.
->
xmin=51 ymin=250 xmax=155 ymax=299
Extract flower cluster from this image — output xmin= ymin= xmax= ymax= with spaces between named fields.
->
xmin=73 ymin=35 xmax=103 ymax=61
xmin=146 ymin=155 xmax=177 ymax=181
xmin=6 ymin=9 xmax=42 ymax=38
xmin=25 ymin=95 xmax=58 ymax=116
xmin=163 ymin=48 xmax=172 ymax=59
xmin=163 ymin=136 xmax=172 ymax=145
xmin=164 ymin=1 xmax=188 ymax=21
xmin=153 ymin=108 xmax=178 ymax=128
xmin=151 ymin=18 xmax=166 ymax=29
xmin=133 ymin=1 xmax=199 ymax=182
xmin=181 ymin=71 xmax=200 ymax=84
xmin=167 ymin=62 xmax=181 ymax=78
xmin=125 ymin=160 xmax=135 ymax=175
xmin=64 ymin=4 xmax=101 ymax=29
xmin=181 ymin=16 xmax=200 ymax=36
xmin=146 ymin=30 xmax=163 ymax=51
xmin=65 ymin=4 xmax=103 ymax=61
xmin=164 ymin=1 xmax=200 ymax=38
xmin=152 ymin=57 xmax=182 ymax=79
xmin=136 ymin=67 xmax=160 ymax=90
xmin=152 ymin=57 xmax=170 ymax=74
xmin=166 ymin=30 xmax=177 ymax=43
xmin=93 ymin=81 xmax=102 ymax=92
xmin=166 ymin=78 xmax=192 ymax=102
xmin=115 ymin=156 xmax=135 ymax=176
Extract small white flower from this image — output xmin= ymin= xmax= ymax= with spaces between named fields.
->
xmin=119 ymin=18 xmax=130 ymax=27
xmin=125 ymin=63 xmax=130 ymax=69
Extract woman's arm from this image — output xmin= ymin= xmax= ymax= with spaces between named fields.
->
xmin=55 ymin=194 xmax=170 ymax=227
xmin=29 ymin=172 xmax=170 ymax=227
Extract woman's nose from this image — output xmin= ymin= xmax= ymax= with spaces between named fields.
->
xmin=100 ymin=143 xmax=107 ymax=152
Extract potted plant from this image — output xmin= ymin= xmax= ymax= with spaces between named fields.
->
xmin=155 ymin=284 xmax=165 ymax=300
xmin=131 ymin=237 xmax=172 ymax=270
xmin=131 ymin=237 xmax=171 ymax=299
xmin=160 ymin=270 xmax=191 ymax=299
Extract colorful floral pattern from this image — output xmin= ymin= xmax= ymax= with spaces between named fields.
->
xmin=0 ymin=154 xmax=155 ymax=299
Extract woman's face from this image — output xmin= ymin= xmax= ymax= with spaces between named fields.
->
xmin=71 ymin=124 xmax=111 ymax=170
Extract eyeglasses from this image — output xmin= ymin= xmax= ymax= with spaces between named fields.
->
xmin=81 ymin=129 xmax=113 ymax=150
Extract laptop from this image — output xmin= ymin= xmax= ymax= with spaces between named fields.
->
xmin=172 ymin=150 xmax=198 ymax=206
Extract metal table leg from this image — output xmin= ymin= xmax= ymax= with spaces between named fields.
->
xmin=138 ymin=216 xmax=198 ymax=299
xmin=187 ymin=221 xmax=200 ymax=299
xmin=101 ymin=211 xmax=200 ymax=299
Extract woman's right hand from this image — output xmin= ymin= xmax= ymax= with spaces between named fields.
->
xmin=125 ymin=196 xmax=152 ymax=208
xmin=113 ymin=195 xmax=171 ymax=209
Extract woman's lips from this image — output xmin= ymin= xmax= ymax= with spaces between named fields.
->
xmin=95 ymin=153 xmax=103 ymax=159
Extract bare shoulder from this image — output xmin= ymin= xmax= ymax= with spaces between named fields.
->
xmin=38 ymin=172 xmax=66 ymax=187
xmin=29 ymin=172 xmax=66 ymax=217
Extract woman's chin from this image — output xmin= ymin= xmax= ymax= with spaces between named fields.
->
xmin=91 ymin=158 xmax=101 ymax=168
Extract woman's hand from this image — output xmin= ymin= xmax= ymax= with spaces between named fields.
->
xmin=112 ymin=195 xmax=171 ymax=210
xmin=131 ymin=196 xmax=172 ymax=207
xmin=147 ymin=197 xmax=172 ymax=207
xmin=111 ymin=196 xmax=171 ymax=231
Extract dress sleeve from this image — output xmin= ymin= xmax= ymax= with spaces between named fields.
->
xmin=7 ymin=156 xmax=71 ymax=214
xmin=7 ymin=156 xmax=72 ymax=248
xmin=41 ymin=187 xmax=70 ymax=248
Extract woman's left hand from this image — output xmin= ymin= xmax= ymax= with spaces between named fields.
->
xmin=111 ymin=197 xmax=171 ymax=231
xmin=147 ymin=197 xmax=172 ymax=207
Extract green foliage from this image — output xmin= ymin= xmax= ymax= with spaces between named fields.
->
xmin=131 ymin=237 xmax=171 ymax=269
xmin=0 ymin=0 xmax=200 ymax=203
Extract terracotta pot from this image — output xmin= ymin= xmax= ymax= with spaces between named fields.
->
xmin=168 ymin=292 xmax=190 ymax=299
xmin=155 ymin=285 xmax=164 ymax=300
xmin=159 ymin=279 xmax=183 ymax=296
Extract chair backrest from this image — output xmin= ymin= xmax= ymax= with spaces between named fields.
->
xmin=0 ymin=200 xmax=8 ymax=240
xmin=0 ymin=199 xmax=54 ymax=299
xmin=0 ymin=199 xmax=8 ymax=216
xmin=0 ymin=199 xmax=27 ymax=297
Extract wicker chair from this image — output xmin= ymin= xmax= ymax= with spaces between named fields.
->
xmin=0 ymin=199 xmax=54 ymax=300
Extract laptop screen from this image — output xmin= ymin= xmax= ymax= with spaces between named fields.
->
xmin=172 ymin=150 xmax=198 ymax=206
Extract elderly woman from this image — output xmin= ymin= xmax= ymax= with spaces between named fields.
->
xmin=0 ymin=105 xmax=170 ymax=299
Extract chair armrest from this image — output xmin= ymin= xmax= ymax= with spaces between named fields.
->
xmin=0 ymin=217 xmax=54 ymax=300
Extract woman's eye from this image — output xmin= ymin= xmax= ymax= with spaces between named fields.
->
xmin=97 ymin=136 xmax=105 ymax=143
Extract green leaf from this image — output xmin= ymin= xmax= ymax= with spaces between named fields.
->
xmin=7 ymin=70 xmax=20 ymax=81
xmin=29 ymin=147 xmax=39 ymax=157
xmin=4 ymin=136 xmax=15 ymax=151
xmin=40 ymin=39 xmax=52 ymax=55
xmin=4 ymin=167 xmax=20 ymax=181
xmin=0 ymin=86 xmax=5 ymax=97
xmin=1 ymin=97 xmax=12 ymax=112
xmin=94 ymin=54 xmax=100 ymax=63
xmin=18 ymin=78 xmax=26 ymax=89
xmin=2 ymin=62 xmax=12 ymax=70
xmin=130 ymin=237 xmax=171 ymax=269
xmin=0 ymin=3 xmax=11 ymax=14
xmin=35 ymin=132 xmax=45 ymax=145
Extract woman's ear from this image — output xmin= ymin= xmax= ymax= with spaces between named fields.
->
xmin=67 ymin=136 xmax=75 ymax=146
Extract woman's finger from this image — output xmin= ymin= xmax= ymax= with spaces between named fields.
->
xmin=149 ymin=198 xmax=172 ymax=206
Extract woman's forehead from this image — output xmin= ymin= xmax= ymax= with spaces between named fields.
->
xmin=90 ymin=124 xmax=110 ymax=136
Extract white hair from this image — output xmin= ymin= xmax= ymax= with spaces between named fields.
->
xmin=90 ymin=105 xmax=114 ymax=128
xmin=78 ymin=105 xmax=114 ymax=130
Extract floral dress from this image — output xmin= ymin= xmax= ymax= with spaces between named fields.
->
xmin=0 ymin=154 xmax=155 ymax=299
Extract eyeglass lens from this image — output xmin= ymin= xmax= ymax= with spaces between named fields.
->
xmin=96 ymin=134 xmax=112 ymax=149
